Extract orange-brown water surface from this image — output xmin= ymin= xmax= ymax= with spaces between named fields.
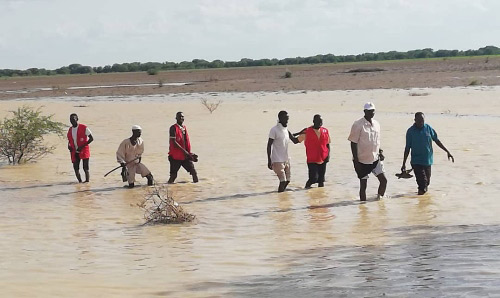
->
xmin=1 ymin=87 xmax=500 ymax=297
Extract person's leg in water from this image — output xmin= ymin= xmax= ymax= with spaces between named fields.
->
xmin=73 ymin=154 xmax=82 ymax=183
xmin=318 ymin=162 xmax=327 ymax=187
xmin=168 ymin=157 xmax=182 ymax=184
xmin=181 ymin=160 xmax=198 ymax=183
xmin=412 ymin=164 xmax=428 ymax=195
xmin=82 ymin=158 xmax=90 ymax=183
xmin=376 ymin=173 xmax=387 ymax=198
xmin=283 ymin=161 xmax=291 ymax=191
xmin=127 ymin=164 xmax=137 ymax=188
xmin=424 ymin=165 xmax=431 ymax=193
xmin=305 ymin=163 xmax=318 ymax=189
xmin=359 ymin=178 xmax=368 ymax=201
xmin=273 ymin=162 xmax=288 ymax=192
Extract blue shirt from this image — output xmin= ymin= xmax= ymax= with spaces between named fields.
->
xmin=405 ymin=123 xmax=439 ymax=166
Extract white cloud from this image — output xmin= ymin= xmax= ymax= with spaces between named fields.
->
xmin=0 ymin=0 xmax=499 ymax=69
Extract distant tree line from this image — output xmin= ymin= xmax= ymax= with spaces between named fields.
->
xmin=1 ymin=46 xmax=499 ymax=78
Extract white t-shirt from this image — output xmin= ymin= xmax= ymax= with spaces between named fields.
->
xmin=269 ymin=123 xmax=290 ymax=163
xmin=347 ymin=117 xmax=381 ymax=164
xmin=71 ymin=125 xmax=92 ymax=147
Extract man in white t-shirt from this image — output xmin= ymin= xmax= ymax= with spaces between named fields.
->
xmin=67 ymin=113 xmax=93 ymax=183
xmin=347 ymin=102 xmax=387 ymax=201
xmin=267 ymin=110 xmax=300 ymax=192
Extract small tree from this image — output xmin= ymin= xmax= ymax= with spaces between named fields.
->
xmin=200 ymin=98 xmax=222 ymax=114
xmin=0 ymin=106 xmax=65 ymax=164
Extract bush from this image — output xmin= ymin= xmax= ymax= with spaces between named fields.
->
xmin=284 ymin=70 xmax=292 ymax=78
xmin=0 ymin=106 xmax=65 ymax=164
xmin=200 ymin=98 xmax=222 ymax=114
xmin=147 ymin=68 xmax=159 ymax=75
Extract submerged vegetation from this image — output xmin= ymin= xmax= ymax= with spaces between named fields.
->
xmin=138 ymin=185 xmax=196 ymax=224
xmin=1 ymin=46 xmax=499 ymax=78
xmin=0 ymin=106 xmax=65 ymax=164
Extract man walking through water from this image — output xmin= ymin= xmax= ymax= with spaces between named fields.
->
xmin=267 ymin=110 xmax=300 ymax=192
xmin=67 ymin=113 xmax=93 ymax=183
xmin=116 ymin=125 xmax=154 ymax=188
xmin=168 ymin=112 xmax=198 ymax=184
xmin=348 ymin=102 xmax=387 ymax=201
xmin=401 ymin=112 xmax=454 ymax=195
xmin=296 ymin=114 xmax=331 ymax=188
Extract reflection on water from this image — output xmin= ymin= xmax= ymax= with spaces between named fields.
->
xmin=1 ymin=87 xmax=500 ymax=296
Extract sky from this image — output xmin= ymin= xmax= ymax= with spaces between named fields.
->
xmin=1 ymin=0 xmax=499 ymax=70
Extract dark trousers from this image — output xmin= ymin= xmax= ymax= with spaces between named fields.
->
xmin=307 ymin=162 xmax=327 ymax=185
xmin=73 ymin=155 xmax=89 ymax=171
xmin=412 ymin=164 xmax=431 ymax=191
xmin=169 ymin=156 xmax=196 ymax=177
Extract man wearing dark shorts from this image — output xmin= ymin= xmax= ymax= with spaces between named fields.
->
xmin=401 ymin=112 xmax=454 ymax=195
xmin=168 ymin=112 xmax=198 ymax=183
xmin=67 ymin=113 xmax=93 ymax=183
xmin=348 ymin=102 xmax=387 ymax=201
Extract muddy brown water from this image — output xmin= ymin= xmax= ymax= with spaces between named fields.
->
xmin=1 ymin=87 xmax=500 ymax=297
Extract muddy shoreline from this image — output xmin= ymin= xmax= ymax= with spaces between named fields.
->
xmin=1 ymin=56 xmax=499 ymax=100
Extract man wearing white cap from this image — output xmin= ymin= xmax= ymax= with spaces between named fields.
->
xmin=348 ymin=102 xmax=387 ymax=201
xmin=116 ymin=125 xmax=154 ymax=188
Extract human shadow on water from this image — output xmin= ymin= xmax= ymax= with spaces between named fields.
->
xmin=183 ymin=190 xmax=277 ymax=205
xmin=243 ymin=196 xmax=381 ymax=218
xmin=0 ymin=181 xmax=74 ymax=192
xmin=52 ymin=186 xmax=126 ymax=197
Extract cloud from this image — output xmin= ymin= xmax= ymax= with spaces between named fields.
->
xmin=0 ymin=0 xmax=499 ymax=69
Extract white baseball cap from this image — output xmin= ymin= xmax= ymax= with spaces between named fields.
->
xmin=131 ymin=125 xmax=142 ymax=130
xmin=363 ymin=102 xmax=376 ymax=110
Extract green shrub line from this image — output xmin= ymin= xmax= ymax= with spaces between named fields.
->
xmin=1 ymin=46 xmax=499 ymax=78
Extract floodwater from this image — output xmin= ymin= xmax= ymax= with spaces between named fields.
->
xmin=1 ymin=87 xmax=500 ymax=297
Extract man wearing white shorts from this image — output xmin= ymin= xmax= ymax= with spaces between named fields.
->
xmin=267 ymin=111 xmax=299 ymax=192
xmin=348 ymin=102 xmax=387 ymax=201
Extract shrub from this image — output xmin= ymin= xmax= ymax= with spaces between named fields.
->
xmin=147 ymin=68 xmax=159 ymax=75
xmin=0 ymin=106 xmax=65 ymax=164
xmin=469 ymin=79 xmax=480 ymax=86
xmin=158 ymin=79 xmax=164 ymax=87
xmin=284 ymin=70 xmax=292 ymax=78
xmin=200 ymin=98 xmax=222 ymax=114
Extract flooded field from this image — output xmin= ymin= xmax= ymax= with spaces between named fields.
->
xmin=1 ymin=87 xmax=500 ymax=297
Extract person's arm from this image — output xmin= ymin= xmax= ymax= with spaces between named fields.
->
xmin=402 ymin=129 xmax=411 ymax=171
xmin=288 ymin=131 xmax=299 ymax=144
xmin=267 ymin=138 xmax=273 ymax=170
xmin=77 ymin=128 xmax=94 ymax=151
xmin=292 ymin=128 xmax=307 ymax=137
xmin=350 ymin=142 xmax=359 ymax=162
xmin=325 ymin=143 xmax=330 ymax=163
xmin=116 ymin=141 xmax=126 ymax=166
xmin=169 ymin=126 xmax=190 ymax=156
xmin=435 ymin=140 xmax=454 ymax=162
xmin=402 ymin=148 xmax=410 ymax=172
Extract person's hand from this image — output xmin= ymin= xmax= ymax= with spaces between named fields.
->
xmin=324 ymin=156 xmax=330 ymax=163
xmin=67 ymin=145 xmax=72 ymax=152
xmin=353 ymin=160 xmax=361 ymax=172
xmin=267 ymin=160 xmax=272 ymax=170
xmin=76 ymin=145 xmax=83 ymax=153
xmin=447 ymin=152 xmax=454 ymax=163
xmin=401 ymin=164 xmax=406 ymax=172
xmin=379 ymin=149 xmax=385 ymax=161
xmin=120 ymin=163 xmax=126 ymax=168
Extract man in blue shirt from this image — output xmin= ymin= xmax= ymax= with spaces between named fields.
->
xmin=401 ymin=112 xmax=454 ymax=195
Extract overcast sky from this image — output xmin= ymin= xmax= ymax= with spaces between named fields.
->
xmin=1 ymin=0 xmax=499 ymax=69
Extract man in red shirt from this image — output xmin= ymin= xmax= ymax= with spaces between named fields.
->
xmin=296 ymin=114 xmax=331 ymax=188
xmin=67 ymin=113 xmax=93 ymax=183
xmin=168 ymin=112 xmax=198 ymax=184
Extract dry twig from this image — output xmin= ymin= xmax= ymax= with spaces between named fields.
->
xmin=137 ymin=185 xmax=196 ymax=224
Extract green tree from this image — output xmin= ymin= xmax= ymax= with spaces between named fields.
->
xmin=0 ymin=106 xmax=65 ymax=164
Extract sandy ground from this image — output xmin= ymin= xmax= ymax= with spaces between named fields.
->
xmin=1 ymin=56 xmax=499 ymax=100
